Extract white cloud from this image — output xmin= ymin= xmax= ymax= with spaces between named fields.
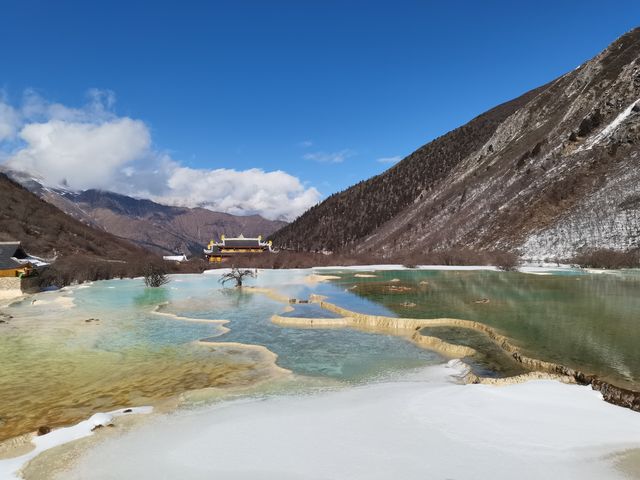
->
xmin=303 ymin=149 xmax=355 ymax=163
xmin=0 ymin=101 xmax=20 ymax=141
xmin=0 ymin=89 xmax=320 ymax=221
xmin=297 ymin=140 xmax=313 ymax=148
xmin=20 ymin=88 xmax=116 ymax=123
xmin=8 ymin=118 xmax=151 ymax=189
xmin=377 ymin=156 xmax=401 ymax=164
xmin=156 ymin=167 xmax=320 ymax=221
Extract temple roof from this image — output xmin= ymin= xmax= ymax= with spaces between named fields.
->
xmin=222 ymin=239 xmax=263 ymax=248
xmin=0 ymin=242 xmax=27 ymax=270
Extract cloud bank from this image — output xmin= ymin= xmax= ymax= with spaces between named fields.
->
xmin=0 ymin=90 xmax=320 ymax=221
xmin=377 ymin=155 xmax=401 ymax=164
xmin=303 ymin=149 xmax=355 ymax=163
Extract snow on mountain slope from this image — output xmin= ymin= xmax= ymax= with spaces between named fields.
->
xmin=273 ymin=27 xmax=640 ymax=260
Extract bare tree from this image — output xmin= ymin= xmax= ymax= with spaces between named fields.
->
xmin=144 ymin=264 xmax=170 ymax=287
xmin=219 ymin=267 xmax=256 ymax=288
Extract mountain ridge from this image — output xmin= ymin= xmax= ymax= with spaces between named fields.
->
xmin=3 ymin=170 xmax=286 ymax=256
xmin=271 ymin=27 xmax=640 ymax=260
xmin=0 ymin=173 xmax=155 ymax=263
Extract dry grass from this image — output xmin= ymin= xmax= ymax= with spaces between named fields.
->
xmin=206 ymin=249 xmax=521 ymax=270
xmin=569 ymin=249 xmax=640 ymax=269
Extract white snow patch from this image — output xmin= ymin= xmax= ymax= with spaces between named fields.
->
xmin=202 ymin=268 xmax=234 ymax=276
xmin=577 ymin=98 xmax=640 ymax=151
xmin=313 ymin=264 xmax=500 ymax=272
xmin=519 ymin=265 xmax=578 ymax=275
xmin=0 ymin=407 xmax=153 ymax=479
xmin=59 ymin=365 xmax=640 ymax=480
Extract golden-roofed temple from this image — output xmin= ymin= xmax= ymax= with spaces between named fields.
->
xmin=204 ymin=234 xmax=273 ymax=263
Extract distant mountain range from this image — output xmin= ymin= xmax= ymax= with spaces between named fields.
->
xmin=3 ymin=169 xmax=286 ymax=256
xmin=0 ymin=172 xmax=157 ymax=264
xmin=272 ymin=28 xmax=640 ymax=260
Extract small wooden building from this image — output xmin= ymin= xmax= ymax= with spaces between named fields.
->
xmin=0 ymin=242 xmax=33 ymax=277
xmin=204 ymin=235 xmax=272 ymax=263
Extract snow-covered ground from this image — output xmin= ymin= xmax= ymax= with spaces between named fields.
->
xmin=203 ymin=264 xmax=583 ymax=276
xmin=0 ymin=407 xmax=152 ymax=479
xmin=53 ymin=362 xmax=640 ymax=480
xmin=314 ymin=264 xmax=499 ymax=271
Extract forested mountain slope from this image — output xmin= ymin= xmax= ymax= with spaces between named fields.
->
xmin=272 ymin=28 xmax=640 ymax=260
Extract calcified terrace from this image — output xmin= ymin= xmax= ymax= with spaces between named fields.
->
xmin=256 ymin=284 xmax=640 ymax=412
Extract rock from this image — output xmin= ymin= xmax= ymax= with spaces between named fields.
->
xmin=37 ymin=426 xmax=51 ymax=436
xmin=123 ymin=408 xmax=133 ymax=413
xmin=473 ymin=298 xmax=490 ymax=304
xmin=388 ymin=285 xmax=412 ymax=292
xmin=591 ymin=379 xmax=640 ymax=412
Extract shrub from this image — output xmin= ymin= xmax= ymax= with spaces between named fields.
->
xmin=219 ymin=267 xmax=256 ymax=287
xmin=143 ymin=264 xmax=170 ymax=287
xmin=492 ymin=250 xmax=521 ymax=271
xmin=569 ymin=249 xmax=639 ymax=269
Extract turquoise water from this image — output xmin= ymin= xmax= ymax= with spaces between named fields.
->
xmin=56 ymin=271 xmax=442 ymax=381
xmin=0 ymin=270 xmax=439 ymax=440
xmin=154 ymin=275 xmax=439 ymax=380
xmin=281 ymin=303 xmax=343 ymax=319
xmin=4 ymin=267 xmax=637 ymax=442
xmin=322 ymin=269 xmax=640 ymax=390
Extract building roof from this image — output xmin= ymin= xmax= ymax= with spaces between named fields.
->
xmin=0 ymin=242 xmax=27 ymax=270
xmin=205 ymin=235 xmax=272 ymax=256
xmin=222 ymin=239 xmax=263 ymax=248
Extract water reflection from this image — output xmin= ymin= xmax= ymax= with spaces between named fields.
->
xmin=327 ymin=270 xmax=640 ymax=389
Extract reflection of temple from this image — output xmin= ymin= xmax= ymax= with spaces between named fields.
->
xmin=204 ymin=234 xmax=273 ymax=263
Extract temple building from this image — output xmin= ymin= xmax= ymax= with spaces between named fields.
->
xmin=0 ymin=242 xmax=34 ymax=278
xmin=204 ymin=234 xmax=273 ymax=263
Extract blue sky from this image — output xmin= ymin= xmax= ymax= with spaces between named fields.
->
xmin=1 ymin=1 xmax=639 ymax=219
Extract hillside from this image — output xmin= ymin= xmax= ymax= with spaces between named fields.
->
xmin=272 ymin=28 xmax=640 ymax=260
xmin=4 ymin=171 xmax=286 ymax=256
xmin=0 ymin=173 xmax=161 ymax=269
